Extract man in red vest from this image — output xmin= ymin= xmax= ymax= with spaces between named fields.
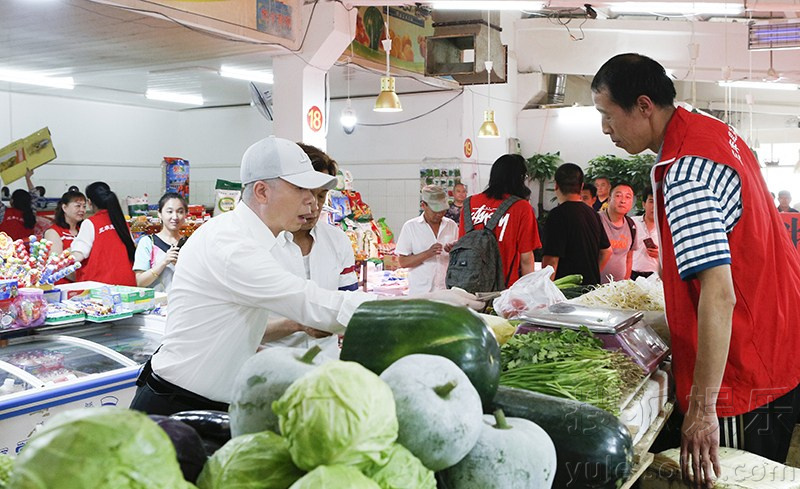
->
xmin=592 ymin=53 xmax=800 ymax=487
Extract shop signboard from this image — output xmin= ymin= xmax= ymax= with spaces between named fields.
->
xmin=781 ymin=212 xmax=800 ymax=253
xmin=351 ymin=6 xmax=433 ymax=75
xmin=0 ymin=127 xmax=56 ymax=185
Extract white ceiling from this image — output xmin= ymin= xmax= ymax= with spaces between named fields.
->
xmin=1 ymin=0 xmax=800 ymax=118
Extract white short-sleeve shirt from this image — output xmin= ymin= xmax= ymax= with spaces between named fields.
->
xmin=395 ymin=215 xmax=458 ymax=295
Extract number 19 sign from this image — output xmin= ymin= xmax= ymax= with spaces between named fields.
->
xmin=307 ymin=106 xmax=323 ymax=132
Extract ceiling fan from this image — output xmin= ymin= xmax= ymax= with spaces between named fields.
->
xmin=763 ymin=49 xmax=784 ymax=82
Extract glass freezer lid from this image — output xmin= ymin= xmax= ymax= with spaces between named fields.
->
xmin=518 ymin=302 xmax=644 ymax=333
xmin=67 ymin=325 xmax=161 ymax=364
xmin=0 ymin=336 xmax=132 ymax=384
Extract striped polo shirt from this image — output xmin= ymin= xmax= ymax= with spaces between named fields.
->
xmin=663 ymin=155 xmax=742 ymax=280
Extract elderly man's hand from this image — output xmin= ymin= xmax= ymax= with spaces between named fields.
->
xmin=424 ymin=288 xmax=484 ymax=310
xmin=300 ymin=326 xmax=333 ymax=339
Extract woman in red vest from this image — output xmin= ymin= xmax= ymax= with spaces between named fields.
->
xmin=43 ymin=190 xmax=86 ymax=255
xmin=71 ymin=182 xmax=136 ymax=286
xmin=0 ymin=189 xmax=36 ymax=241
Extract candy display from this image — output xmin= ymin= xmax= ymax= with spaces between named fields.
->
xmin=14 ymin=288 xmax=46 ymax=328
xmin=0 ymin=234 xmax=82 ymax=287
xmin=45 ymin=302 xmax=86 ymax=326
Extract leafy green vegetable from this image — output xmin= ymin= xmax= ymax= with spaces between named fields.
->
xmin=273 ymin=360 xmax=398 ymax=472
xmin=500 ymin=328 xmax=643 ymax=415
xmin=196 ymin=431 xmax=304 ymax=489
xmin=364 ymin=444 xmax=436 ymax=489
xmin=0 ymin=453 xmax=13 ymax=488
xmin=289 ymin=465 xmax=380 ymax=489
xmin=9 ymin=408 xmax=194 ymax=489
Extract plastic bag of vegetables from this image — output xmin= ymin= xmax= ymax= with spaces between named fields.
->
xmin=9 ymin=408 xmax=196 ymax=489
xmin=273 ymin=360 xmax=398 ymax=471
xmin=364 ymin=443 xmax=436 ymax=489
xmin=289 ymin=465 xmax=379 ymax=489
xmin=196 ymin=431 xmax=304 ymax=489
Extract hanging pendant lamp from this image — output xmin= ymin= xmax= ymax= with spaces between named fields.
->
xmin=478 ymin=13 xmax=499 ymax=138
xmin=374 ymin=7 xmax=402 ymax=112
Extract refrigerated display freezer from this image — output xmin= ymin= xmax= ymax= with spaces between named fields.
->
xmin=0 ymin=315 xmax=165 ymax=455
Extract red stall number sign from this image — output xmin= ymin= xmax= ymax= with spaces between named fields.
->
xmin=464 ymin=138 xmax=473 ymax=158
xmin=307 ymin=106 xmax=323 ymax=132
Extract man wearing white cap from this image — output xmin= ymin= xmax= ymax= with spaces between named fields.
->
xmin=396 ymin=185 xmax=459 ymax=295
xmin=130 ymin=137 xmax=481 ymax=415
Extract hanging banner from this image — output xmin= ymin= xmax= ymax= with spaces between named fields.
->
xmin=351 ymin=6 xmax=433 ymax=75
xmin=0 ymin=127 xmax=56 ymax=185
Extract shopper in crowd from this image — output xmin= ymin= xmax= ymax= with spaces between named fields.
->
xmin=598 ymin=182 xmax=638 ymax=283
xmin=444 ymin=182 xmax=468 ymax=224
xmin=71 ymin=181 xmax=136 ymax=286
xmin=542 ymin=163 xmax=611 ymax=286
xmin=24 ymin=168 xmax=47 ymax=210
xmin=133 ymin=192 xmax=187 ymax=293
xmin=592 ymin=176 xmax=611 ymax=211
xmin=44 ymin=189 xmax=86 ymax=255
xmin=592 ymin=53 xmax=800 ymax=485
xmin=776 ymin=190 xmax=798 ymax=213
xmin=0 ymin=189 xmax=37 ymax=241
xmin=580 ymin=182 xmax=598 ymax=208
xmin=459 ymin=154 xmax=541 ymax=287
xmin=396 ymin=185 xmax=458 ymax=295
xmin=129 ymin=136 xmax=481 ymax=416
xmin=631 ymin=187 xmax=659 ymax=280
xmin=266 ymin=143 xmax=357 ymax=357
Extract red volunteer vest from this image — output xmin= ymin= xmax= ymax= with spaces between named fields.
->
xmin=0 ymin=208 xmax=32 ymax=241
xmin=654 ymin=106 xmax=800 ymax=416
xmin=76 ymin=210 xmax=136 ymax=286
xmin=48 ymin=223 xmax=75 ymax=250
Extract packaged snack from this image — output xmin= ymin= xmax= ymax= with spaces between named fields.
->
xmin=163 ymin=157 xmax=190 ymax=201
xmin=14 ymin=287 xmax=47 ymax=329
xmin=213 ymin=179 xmax=242 ymax=217
xmin=126 ymin=195 xmax=149 ymax=217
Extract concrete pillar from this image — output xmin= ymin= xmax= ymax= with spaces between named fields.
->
xmin=272 ymin=2 xmax=355 ymax=151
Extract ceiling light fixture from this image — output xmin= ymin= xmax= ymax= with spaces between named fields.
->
xmin=0 ymin=69 xmax=74 ymax=90
xmin=609 ymin=2 xmax=744 ymax=15
xmin=341 ymin=56 xmax=358 ymax=134
xmin=718 ymin=80 xmax=799 ymax=91
xmin=374 ymin=7 xmax=402 ymax=112
xmin=478 ymin=12 xmax=500 ymax=138
xmin=219 ymin=66 xmax=274 ymax=85
xmin=430 ymin=1 xmax=545 ymax=10
xmin=145 ymin=89 xmax=204 ymax=105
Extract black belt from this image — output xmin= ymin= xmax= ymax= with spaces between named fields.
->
xmin=138 ymin=359 xmax=229 ymax=412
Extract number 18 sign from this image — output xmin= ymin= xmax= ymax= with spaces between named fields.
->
xmin=307 ymin=106 xmax=323 ymax=132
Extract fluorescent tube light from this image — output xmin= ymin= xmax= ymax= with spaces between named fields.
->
xmin=718 ymin=80 xmax=798 ymax=91
xmin=0 ymin=69 xmax=74 ymax=90
xmin=609 ymin=2 xmax=744 ymax=15
xmin=430 ymin=1 xmax=545 ymax=10
xmin=219 ymin=66 xmax=274 ymax=85
xmin=145 ymin=89 xmax=204 ymax=105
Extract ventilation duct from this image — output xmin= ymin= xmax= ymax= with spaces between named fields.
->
xmin=425 ymin=13 xmax=507 ymax=85
xmin=524 ymin=74 xmax=568 ymax=109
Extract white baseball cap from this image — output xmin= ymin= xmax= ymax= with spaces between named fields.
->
xmin=240 ymin=136 xmax=337 ymax=190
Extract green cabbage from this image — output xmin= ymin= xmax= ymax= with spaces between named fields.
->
xmin=8 ymin=408 xmax=193 ymax=489
xmin=0 ymin=453 xmax=13 ymax=488
xmin=273 ymin=360 xmax=398 ymax=471
xmin=196 ymin=431 xmax=304 ymax=489
xmin=289 ymin=465 xmax=380 ymax=489
xmin=364 ymin=444 xmax=436 ymax=489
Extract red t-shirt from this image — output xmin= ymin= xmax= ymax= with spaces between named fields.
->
xmin=48 ymin=223 xmax=76 ymax=250
xmin=458 ymin=194 xmax=541 ymax=286
xmin=0 ymin=208 xmax=33 ymax=242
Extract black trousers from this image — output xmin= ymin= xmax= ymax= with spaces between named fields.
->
xmin=652 ymin=383 xmax=800 ymax=463
xmin=129 ymin=363 xmax=228 ymax=416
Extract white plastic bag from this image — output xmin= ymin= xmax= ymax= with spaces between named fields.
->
xmin=492 ymin=266 xmax=566 ymax=319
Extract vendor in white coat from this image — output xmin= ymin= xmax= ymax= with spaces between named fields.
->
xmin=129 ymin=137 xmax=482 ymax=416
xmin=266 ymin=143 xmax=358 ymax=358
xmin=396 ymin=185 xmax=459 ymax=295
